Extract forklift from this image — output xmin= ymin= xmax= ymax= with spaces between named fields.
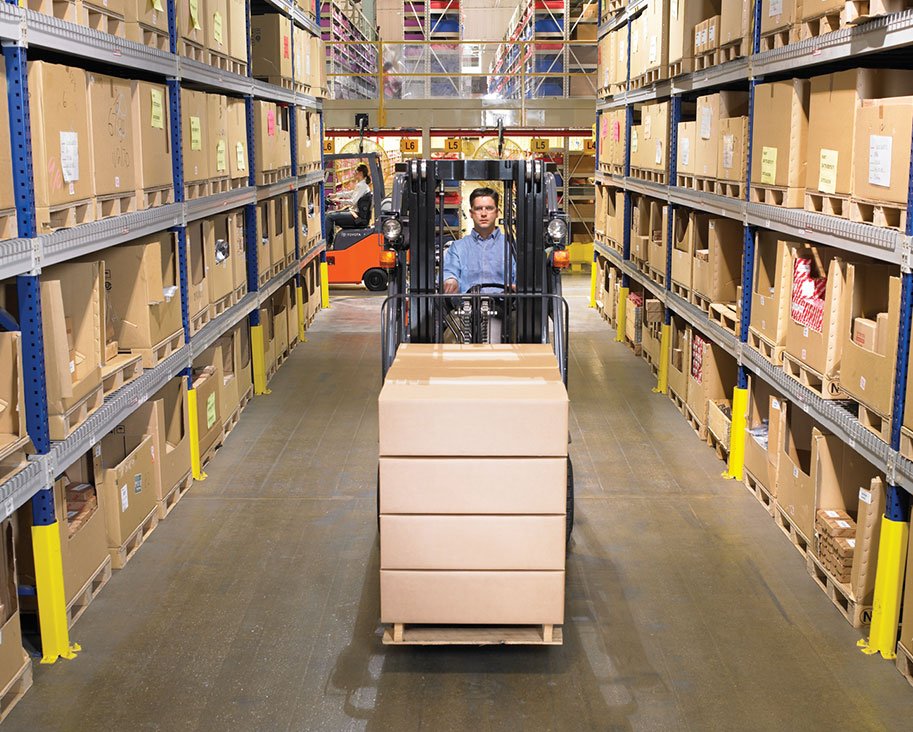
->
xmin=377 ymin=155 xmax=575 ymax=540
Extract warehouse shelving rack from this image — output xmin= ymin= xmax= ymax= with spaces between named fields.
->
xmin=0 ymin=0 xmax=327 ymax=664
xmin=321 ymin=0 xmax=378 ymax=98
xmin=595 ymin=1 xmax=913 ymax=662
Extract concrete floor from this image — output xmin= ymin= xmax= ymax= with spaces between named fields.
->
xmin=7 ymin=276 xmax=913 ymax=731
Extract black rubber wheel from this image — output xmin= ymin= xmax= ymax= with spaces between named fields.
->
xmin=566 ymin=457 xmax=574 ymax=545
xmin=364 ymin=268 xmax=388 ymax=292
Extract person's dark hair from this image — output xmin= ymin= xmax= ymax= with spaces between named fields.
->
xmin=469 ymin=187 xmax=499 ymax=210
xmin=356 ymin=163 xmax=371 ymax=184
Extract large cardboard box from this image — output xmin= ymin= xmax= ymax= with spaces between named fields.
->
xmin=720 ymin=0 xmax=751 ymax=47
xmin=131 ymin=80 xmax=173 ymax=201
xmin=671 ymin=210 xmax=709 ymax=291
xmin=379 ymin=457 xmax=566 ymax=514
xmin=380 ymin=570 xmax=565 ymax=625
xmin=257 ymin=198 xmax=274 ymax=279
xmin=208 ymin=94 xmax=230 ymax=181
xmin=181 ymin=88 xmax=209 ymax=184
xmin=677 ymin=120 xmax=696 ymax=175
xmin=687 ymin=331 xmax=737 ymax=428
xmin=840 ymin=264 xmax=900 ymax=418
xmin=310 ymin=35 xmax=327 ymax=96
xmin=630 ymin=102 xmax=669 ymax=173
xmin=97 ymin=431 xmax=159 ymax=548
xmin=192 ymin=346 xmax=224 ymax=456
xmin=254 ymin=101 xmax=290 ymax=181
xmin=177 ymin=0 xmax=206 ymax=49
xmin=294 ymin=22 xmax=312 ymax=90
xmin=381 ymin=515 xmax=565 ymax=570
xmin=228 ymin=208 xmax=247 ymax=295
xmin=227 ymin=0 xmax=248 ymax=63
xmin=0 ymin=519 xmax=27 ymax=689
xmin=853 ymin=97 xmax=913 ymax=205
xmin=744 ymin=378 xmax=785 ymax=494
xmin=251 ymin=13 xmax=293 ymax=81
xmin=0 ymin=333 xmax=27 ymax=460
xmin=806 ymin=69 xmax=913 ymax=198
xmin=271 ymin=286 xmax=290 ymax=360
xmin=258 ymin=301 xmax=276 ymax=370
xmin=227 ymin=98 xmax=249 ymax=183
xmin=692 ymin=217 xmax=742 ymax=303
xmin=124 ymin=0 xmax=168 ymax=39
xmin=641 ymin=0 xmax=669 ymax=74
xmin=40 ymin=262 xmax=103 ymax=416
xmin=668 ymin=315 xmax=691 ymax=398
xmin=207 ymin=0 xmax=228 ymax=57
xmin=668 ymin=0 xmax=718 ymax=67
xmin=751 ymin=80 xmax=810 ymax=201
xmin=87 ymin=73 xmax=136 ymax=199
xmin=630 ymin=195 xmax=650 ymax=263
xmin=215 ymin=329 xmax=240 ymax=420
xmin=187 ymin=219 xmax=212 ymax=323
xmin=761 ymin=0 xmax=797 ymax=34
xmin=694 ymin=92 xmax=749 ymax=179
xmin=750 ymin=233 xmax=794 ymax=348
xmin=208 ymin=213 xmax=235 ymax=309
xmin=647 ymin=200 xmax=669 ymax=276
xmin=297 ymin=108 xmax=320 ymax=170
xmin=800 ymin=0 xmax=843 ymax=20
xmin=717 ymin=116 xmax=747 ymax=184
xmin=29 ymin=62 xmax=95 ymax=210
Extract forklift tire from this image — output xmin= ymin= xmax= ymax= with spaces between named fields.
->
xmin=566 ymin=457 xmax=574 ymax=545
xmin=364 ymin=268 xmax=388 ymax=292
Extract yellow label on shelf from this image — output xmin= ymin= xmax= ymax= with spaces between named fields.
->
xmin=531 ymin=138 xmax=549 ymax=153
xmin=760 ymin=146 xmax=777 ymax=185
xmin=206 ymin=392 xmax=216 ymax=429
xmin=584 ymin=138 xmax=596 ymax=155
xmin=818 ymin=148 xmax=838 ymax=195
xmin=152 ymin=0 xmax=163 ymax=10
xmin=189 ymin=0 xmax=200 ymax=30
xmin=445 ymin=138 xmax=461 ymax=153
xmin=400 ymin=138 xmax=419 ymax=153
xmin=190 ymin=116 xmax=202 ymax=150
xmin=236 ymin=141 xmax=246 ymax=170
xmin=213 ymin=11 xmax=223 ymax=44
xmin=216 ymin=139 xmax=227 ymax=172
xmin=150 ymin=88 xmax=164 ymax=129
xmin=323 ymin=138 xmax=335 ymax=155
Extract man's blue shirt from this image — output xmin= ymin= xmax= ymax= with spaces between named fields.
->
xmin=442 ymin=227 xmax=515 ymax=293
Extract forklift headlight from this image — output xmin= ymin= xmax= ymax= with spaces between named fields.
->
xmin=382 ymin=218 xmax=403 ymax=242
xmin=547 ymin=218 xmax=567 ymax=244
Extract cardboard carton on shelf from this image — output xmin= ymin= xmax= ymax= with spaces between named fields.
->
xmin=647 ymin=200 xmax=669 ymax=277
xmin=285 ymin=281 xmax=299 ymax=345
xmin=750 ymin=233 xmax=796 ymax=351
xmin=215 ymin=326 xmax=242 ymax=421
xmin=694 ymin=91 xmax=749 ymax=179
xmin=176 ymin=0 xmax=206 ymax=52
xmin=686 ymin=329 xmax=738 ymax=431
xmin=671 ymin=209 xmax=710 ymax=292
xmin=750 ymin=79 xmax=810 ymax=206
xmin=720 ymin=0 xmax=751 ymax=50
xmin=87 ymin=73 xmax=136 ymax=203
xmin=293 ymin=23 xmax=311 ymax=90
xmin=641 ymin=0 xmax=669 ymax=75
xmin=760 ymin=0 xmax=798 ymax=35
xmin=271 ymin=286 xmax=290 ymax=361
xmin=806 ymin=69 xmax=913 ymax=201
xmin=192 ymin=345 xmax=225 ymax=457
xmin=207 ymin=0 xmax=229 ymax=58
xmin=228 ymin=208 xmax=247 ymax=296
xmin=227 ymin=98 xmax=249 ymax=184
xmin=692 ymin=217 xmax=742 ymax=303
xmin=629 ymin=13 xmax=646 ymax=79
xmin=257 ymin=199 xmax=274 ymax=279
xmin=309 ymin=35 xmax=327 ymax=97
xmin=677 ymin=120 xmax=697 ymax=177
xmin=258 ymin=300 xmax=276 ymax=372
xmin=207 ymin=94 xmax=230 ymax=182
xmin=840 ymin=263 xmax=900 ymax=419
xmin=800 ymin=0 xmax=844 ymax=21
xmin=254 ymin=101 xmax=290 ymax=182
xmin=251 ymin=13 xmax=293 ymax=82
xmin=717 ymin=116 xmax=747 ymax=185
xmin=0 ymin=518 xmax=28 ymax=693
xmin=667 ymin=314 xmax=691 ymax=399
xmin=181 ymin=87 xmax=210 ymax=185
xmin=668 ymin=0 xmax=719 ymax=72
xmin=743 ymin=377 xmax=785 ymax=495
xmin=630 ymin=194 xmax=650 ymax=263
xmin=207 ymin=213 xmax=235 ymax=311
xmin=227 ymin=0 xmax=248 ymax=64
xmin=631 ymin=101 xmax=669 ymax=174
xmin=124 ymin=0 xmax=168 ymax=45
xmin=852 ymin=96 xmax=913 ymax=207
xmin=186 ymin=219 xmax=213 ymax=326
xmin=96 ymin=430 xmax=159 ymax=550
xmin=29 ymin=62 xmax=95 ymax=217
xmin=0 ymin=333 xmax=28 ymax=462
xmin=131 ymin=80 xmax=173 ymax=207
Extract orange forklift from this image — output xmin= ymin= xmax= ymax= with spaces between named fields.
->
xmin=323 ymin=151 xmax=389 ymax=291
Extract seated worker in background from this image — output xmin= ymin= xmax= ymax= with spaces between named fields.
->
xmin=326 ymin=163 xmax=372 ymax=247
xmin=443 ymin=187 xmax=515 ymax=294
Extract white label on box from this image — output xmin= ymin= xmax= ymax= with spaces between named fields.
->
xmin=631 ymin=129 xmax=638 ymax=153
xmin=825 ymin=510 xmax=841 ymax=518
xmin=671 ymin=0 xmax=678 ymax=19
xmin=868 ymin=134 xmax=893 ymax=188
xmin=134 ymin=473 xmax=143 ymax=493
xmin=700 ymin=106 xmax=712 ymax=140
xmin=760 ymin=295 xmax=766 ymax=306
xmin=114 ymin=175 xmax=120 ymax=189
xmin=837 ymin=519 xmax=851 ymax=529
xmin=60 ymin=131 xmax=79 ymax=183
xmin=94 ymin=444 xmax=101 ymax=458
xmin=771 ymin=398 xmax=781 ymax=411
xmin=722 ymin=134 xmax=734 ymax=171
xmin=69 ymin=360 xmax=75 ymax=373
xmin=121 ymin=484 xmax=129 ymax=512
xmin=802 ymin=327 xmax=809 ymax=338
xmin=793 ymin=466 xmax=799 ymax=478
xmin=649 ymin=36 xmax=657 ymax=64
xmin=709 ymin=25 xmax=716 ymax=43
xmin=860 ymin=376 xmax=866 ymax=390
xmin=801 ymin=348 xmax=807 ymax=360
xmin=655 ymin=140 xmax=663 ymax=165
xmin=644 ymin=114 xmax=652 ymax=139
xmin=859 ymin=488 xmax=873 ymax=505
xmin=69 ymin=182 xmax=75 ymax=195
xmin=681 ymin=137 xmax=690 ymax=166
xmin=848 ymin=538 xmax=856 ymax=548
xmin=769 ymin=0 xmax=782 ymax=16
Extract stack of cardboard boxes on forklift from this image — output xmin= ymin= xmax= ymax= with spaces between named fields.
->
xmin=377 ymin=345 xmax=569 ymax=641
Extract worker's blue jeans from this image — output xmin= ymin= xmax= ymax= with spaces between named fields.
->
xmin=326 ymin=211 xmax=358 ymax=247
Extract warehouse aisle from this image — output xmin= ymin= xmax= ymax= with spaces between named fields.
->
xmin=7 ymin=277 xmax=913 ymax=731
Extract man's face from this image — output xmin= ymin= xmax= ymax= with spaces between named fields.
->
xmin=470 ymin=196 xmax=498 ymax=232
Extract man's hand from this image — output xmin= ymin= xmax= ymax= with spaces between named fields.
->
xmin=443 ymin=278 xmax=459 ymax=294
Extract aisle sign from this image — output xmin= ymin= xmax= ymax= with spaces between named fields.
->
xmin=445 ymin=138 xmax=462 ymax=153
xmin=323 ymin=138 xmax=335 ymax=155
xmin=531 ymin=138 xmax=549 ymax=153
xmin=584 ymin=139 xmax=596 ymax=155
xmin=401 ymin=138 xmax=419 ymax=153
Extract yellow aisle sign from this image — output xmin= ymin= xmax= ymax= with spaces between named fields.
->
xmin=400 ymin=138 xmax=419 ymax=154
xmin=531 ymin=138 xmax=549 ymax=153
xmin=584 ymin=139 xmax=596 ymax=155
xmin=323 ymin=138 xmax=335 ymax=155
xmin=445 ymin=138 xmax=461 ymax=153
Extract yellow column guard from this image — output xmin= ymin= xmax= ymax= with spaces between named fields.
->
xmin=320 ymin=261 xmax=330 ymax=310
xmin=251 ymin=324 xmax=271 ymax=396
xmin=615 ymin=286 xmax=628 ymax=343
xmin=724 ymin=386 xmax=749 ymax=481
xmin=589 ymin=258 xmax=598 ymax=308
xmin=187 ymin=387 xmax=207 ymax=481
xmin=32 ymin=523 xmax=80 ymax=663
xmin=653 ymin=323 xmax=670 ymax=394
xmin=859 ymin=517 xmax=909 ymax=659
xmin=296 ymin=285 xmax=307 ymax=343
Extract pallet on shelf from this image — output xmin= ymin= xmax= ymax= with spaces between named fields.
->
xmin=140 ymin=185 xmax=175 ymax=209
xmin=848 ymin=197 xmax=907 ymax=231
xmin=101 ymin=353 xmax=143 ymax=396
xmin=782 ymin=351 xmax=846 ymax=400
xmin=36 ymin=199 xmax=95 ymax=232
xmin=897 ymin=642 xmax=913 ymax=689
xmin=0 ymin=658 xmax=31 ymax=726
xmin=758 ymin=27 xmax=793 ymax=52
xmin=709 ymin=302 xmax=739 ymax=334
xmin=806 ymin=550 xmax=873 ymax=628
xmin=133 ymin=330 xmax=185 ymax=369
xmin=805 ymin=190 xmax=850 ymax=218
xmin=773 ymin=501 xmax=811 ymax=557
xmin=27 ymin=0 xmax=79 ymax=23
xmin=48 ymin=383 xmax=104 ymax=441
xmin=110 ymin=506 xmax=159 ymax=570
xmin=125 ymin=22 xmax=170 ymax=52
xmin=81 ymin=0 xmax=127 ymax=38
xmin=65 ymin=555 xmax=112 ymax=629
xmin=383 ymin=623 xmax=562 ymax=646
xmin=748 ymin=327 xmax=785 ymax=365
xmin=158 ymin=470 xmax=193 ymax=520
xmin=743 ymin=468 xmax=776 ymax=516
xmin=797 ymin=9 xmax=843 ymax=40
xmin=750 ymin=184 xmax=804 ymax=208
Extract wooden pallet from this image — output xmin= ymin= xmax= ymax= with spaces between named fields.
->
xmin=625 ymin=337 xmax=643 ymax=357
xmin=233 ymin=283 xmax=248 ymax=304
xmin=743 ymin=467 xmax=775 ymax=517
xmin=221 ymin=400 xmax=243 ymax=441
xmin=101 ymin=353 xmax=144 ymax=396
xmin=190 ymin=306 xmax=212 ymax=336
xmin=805 ymin=190 xmax=849 ymax=218
xmin=773 ymin=502 xmax=811 ymax=557
xmin=629 ymin=67 xmax=665 ymax=90
xmin=759 ymin=27 xmax=793 ymax=52
xmin=81 ymin=1 xmax=126 ymax=38
xmin=647 ymin=266 xmax=666 ymax=288
xmin=229 ymin=176 xmax=248 ymax=191
xmin=94 ymin=190 xmax=138 ymax=220
xmin=896 ymin=641 xmax=913 ymax=688
xmin=798 ymin=10 xmax=842 ymax=40
xmin=0 ymin=209 xmax=16 ymax=240
xmin=383 ymin=623 xmax=562 ymax=645
xmin=693 ymin=49 xmax=718 ymax=71
xmin=258 ymin=75 xmax=295 ymax=91
xmin=36 ymin=198 xmax=95 ymax=233
xmin=750 ymin=183 xmax=804 ymax=208
xmin=66 ymin=555 xmax=112 ymax=629
xmin=140 ymin=185 xmax=175 ymax=209
xmin=748 ymin=327 xmax=784 ymax=365
xmin=715 ymin=179 xmax=744 ymax=199
xmin=849 ymin=197 xmax=907 ymax=231
xmin=178 ymin=38 xmax=205 ymax=63
xmin=0 ymin=657 xmax=32 ymax=725
xmin=48 ymin=383 xmax=104 ymax=440
xmin=183 ymin=179 xmax=212 ymax=201
xmin=258 ymin=167 xmax=293 ymax=186
xmin=707 ymin=426 xmax=730 ymax=463
xmin=855 ymin=401 xmax=891 ymax=443
xmin=158 ymin=470 xmax=192 ymax=520
xmin=683 ymin=402 xmax=706 ymax=441
xmin=210 ymin=291 xmax=234 ymax=320
xmin=690 ymin=290 xmax=712 ymax=314
xmin=676 ymin=173 xmax=695 ymax=189
xmin=131 ymin=329 xmax=185 ymax=369
xmin=630 ymin=166 xmax=667 ymax=185
xmin=709 ymin=302 xmax=739 ymax=334
xmin=782 ymin=351 xmax=845 ymax=400
xmin=670 ymin=280 xmax=690 ymax=301
xmin=806 ymin=550 xmax=872 ymax=627
xmin=209 ymin=177 xmax=231 ymax=196
xmin=110 ymin=506 xmax=159 ymax=570
xmin=844 ymin=0 xmax=913 ymax=24
xmin=125 ymin=22 xmax=170 ymax=52
xmin=27 ymin=0 xmax=78 ymax=23
xmin=693 ymin=175 xmax=716 ymax=193
xmin=717 ymin=38 xmax=748 ymax=63
xmin=208 ymin=51 xmax=247 ymax=76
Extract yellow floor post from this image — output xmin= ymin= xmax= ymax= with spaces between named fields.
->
xmin=320 ymin=260 xmax=330 ymax=310
xmin=296 ymin=285 xmax=307 ymax=343
xmin=653 ymin=323 xmax=671 ymax=394
xmin=251 ymin=324 xmax=271 ymax=396
xmin=187 ymin=387 xmax=207 ymax=481
xmin=589 ymin=256 xmax=598 ymax=308
xmin=724 ymin=386 xmax=749 ymax=481
xmin=615 ymin=286 xmax=628 ymax=343
xmin=32 ymin=523 xmax=80 ymax=663
xmin=859 ymin=516 xmax=909 ymax=659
